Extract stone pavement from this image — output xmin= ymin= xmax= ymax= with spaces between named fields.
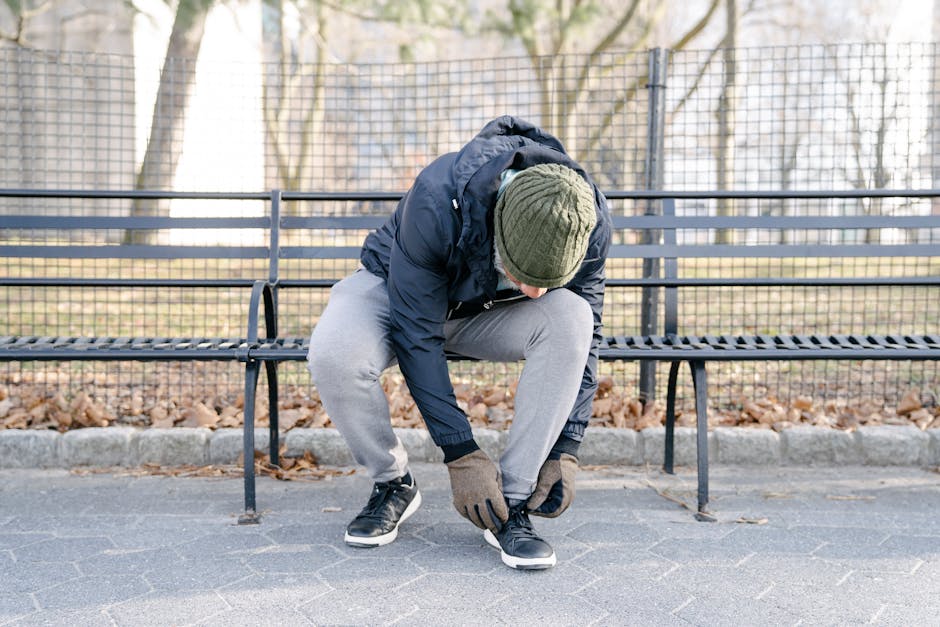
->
xmin=1 ymin=463 xmax=939 ymax=626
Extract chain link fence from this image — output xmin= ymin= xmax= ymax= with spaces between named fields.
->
xmin=0 ymin=42 xmax=937 ymax=425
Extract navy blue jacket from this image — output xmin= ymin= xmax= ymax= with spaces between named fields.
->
xmin=360 ymin=116 xmax=612 ymax=447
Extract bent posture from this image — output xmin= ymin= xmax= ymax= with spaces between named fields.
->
xmin=308 ymin=115 xmax=611 ymax=570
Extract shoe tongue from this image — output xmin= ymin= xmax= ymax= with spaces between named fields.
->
xmin=506 ymin=497 xmax=526 ymax=510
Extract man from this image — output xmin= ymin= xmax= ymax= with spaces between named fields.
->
xmin=307 ymin=115 xmax=611 ymax=570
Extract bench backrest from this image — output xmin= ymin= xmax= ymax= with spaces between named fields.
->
xmin=2 ymin=189 xmax=939 ymax=342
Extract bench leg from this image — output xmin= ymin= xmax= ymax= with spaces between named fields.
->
xmin=265 ymin=361 xmax=279 ymax=467
xmin=238 ymin=360 xmax=262 ymax=525
xmin=663 ymin=361 xmax=681 ymax=475
xmin=689 ymin=359 xmax=715 ymax=522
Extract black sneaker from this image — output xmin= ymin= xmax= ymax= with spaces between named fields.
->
xmin=344 ymin=471 xmax=421 ymax=548
xmin=483 ymin=499 xmax=556 ymax=570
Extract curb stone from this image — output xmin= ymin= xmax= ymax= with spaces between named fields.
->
xmin=284 ymin=428 xmax=356 ymax=466
xmin=781 ymin=426 xmax=860 ymax=465
xmin=0 ymin=430 xmax=59 ymax=468
xmin=578 ymin=427 xmax=641 ymax=465
xmin=640 ymin=427 xmax=715 ymax=466
xmin=930 ymin=429 xmax=940 ymax=465
xmin=714 ymin=427 xmax=781 ymax=465
xmin=138 ymin=428 xmax=211 ymax=466
xmin=208 ymin=429 xmax=271 ymax=465
xmin=61 ymin=427 xmax=138 ymax=467
xmin=856 ymin=425 xmax=930 ymax=466
xmin=0 ymin=425 xmax=937 ymax=469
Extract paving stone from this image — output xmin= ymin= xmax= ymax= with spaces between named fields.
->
xmin=0 ymin=531 xmax=53 ymax=550
xmin=32 ymin=574 xmax=150 ymax=611
xmin=297 ymin=586 xmax=419 ymax=625
xmin=61 ymin=427 xmax=138 ymax=467
xmin=718 ymin=524 xmax=822 ymax=555
xmin=856 ymin=425 xmax=930 ymax=465
xmin=781 ymin=425 xmax=861 ymax=465
xmin=173 ymin=531 xmax=273 ymax=561
xmin=675 ymin=594 xmax=803 ymax=626
xmin=758 ymin=582 xmax=886 ymax=624
xmin=714 ymin=427 xmax=781 ymax=465
xmin=566 ymin=521 xmax=661 ymax=548
xmin=2 ymin=463 xmax=940 ymax=625
xmin=77 ymin=547 xmax=168 ymax=576
xmin=648 ymin=536 xmax=755 ymax=567
xmin=0 ymin=558 xmax=81 ymax=594
xmin=0 ymin=430 xmax=59 ymax=468
xmin=216 ymin=572 xmax=330 ymax=611
xmin=144 ymin=556 xmax=252 ymax=592
xmin=263 ymin=522 xmax=346 ymax=546
xmin=137 ymin=428 xmax=211 ymax=466
xmin=412 ymin=521 xmax=484 ymax=547
xmin=735 ymin=554 xmax=852 ymax=587
xmin=197 ymin=607 xmax=316 ymax=626
xmin=316 ymin=556 xmax=423 ymax=592
xmin=6 ymin=608 xmax=115 ymax=626
xmin=0 ymin=591 xmax=36 ymax=622
xmin=407 ymin=543 xmax=499 ymax=574
xmin=483 ymin=591 xmax=607 ymax=625
xmin=246 ymin=543 xmax=346 ymax=574
xmin=13 ymin=536 xmax=115 ymax=563
xmin=109 ymin=590 xmax=229 ymax=626
xmin=486 ymin=560 xmax=599 ymax=597
xmin=208 ymin=429 xmax=270 ymax=464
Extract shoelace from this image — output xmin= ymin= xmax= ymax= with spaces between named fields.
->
xmin=503 ymin=506 xmax=541 ymax=540
xmin=358 ymin=479 xmax=408 ymax=521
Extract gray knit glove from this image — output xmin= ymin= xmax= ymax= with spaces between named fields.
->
xmin=445 ymin=449 xmax=508 ymax=532
xmin=526 ymin=452 xmax=578 ymax=518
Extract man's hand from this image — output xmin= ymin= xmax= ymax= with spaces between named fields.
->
xmin=445 ymin=449 xmax=508 ymax=532
xmin=526 ymin=452 xmax=578 ymax=517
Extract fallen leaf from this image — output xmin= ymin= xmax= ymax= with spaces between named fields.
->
xmin=897 ymin=389 xmax=922 ymax=415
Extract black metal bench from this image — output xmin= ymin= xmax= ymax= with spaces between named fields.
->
xmin=2 ymin=189 xmax=938 ymax=525
xmin=240 ymin=191 xmax=940 ymax=523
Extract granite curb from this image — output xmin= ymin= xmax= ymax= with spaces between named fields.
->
xmin=1 ymin=425 xmax=937 ymax=469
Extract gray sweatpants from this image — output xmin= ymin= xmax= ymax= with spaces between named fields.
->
xmin=306 ymin=269 xmax=592 ymax=500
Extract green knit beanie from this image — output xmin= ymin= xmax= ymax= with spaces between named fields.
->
xmin=494 ymin=163 xmax=597 ymax=288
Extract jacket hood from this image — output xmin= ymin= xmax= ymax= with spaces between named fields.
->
xmin=450 ymin=116 xmax=594 ymax=294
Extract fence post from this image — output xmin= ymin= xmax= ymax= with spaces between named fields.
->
xmin=639 ymin=48 xmax=669 ymax=405
xmin=268 ymin=189 xmax=281 ymax=286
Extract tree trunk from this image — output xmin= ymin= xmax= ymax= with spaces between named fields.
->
xmin=125 ymin=0 xmax=213 ymax=244
xmin=932 ymin=1 xmax=940 ymax=216
xmin=715 ymin=0 xmax=737 ymax=245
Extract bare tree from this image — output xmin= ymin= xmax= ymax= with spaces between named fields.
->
xmin=260 ymin=0 xmax=328 ymax=193
xmin=839 ymin=45 xmax=899 ymax=244
xmin=932 ymin=0 xmax=940 ymax=215
xmin=482 ymin=0 xmax=721 ymax=162
xmin=0 ymin=0 xmax=49 ymax=46
xmin=259 ymin=0 xmax=472 ymax=197
xmin=126 ymin=0 xmax=215 ymax=244
xmin=714 ymin=0 xmax=737 ymax=244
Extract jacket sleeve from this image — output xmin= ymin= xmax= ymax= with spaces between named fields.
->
xmin=386 ymin=183 xmax=474 ymax=446
xmin=559 ymin=205 xmax=611 ymax=442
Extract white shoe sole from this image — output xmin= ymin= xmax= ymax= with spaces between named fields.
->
xmin=483 ymin=528 xmax=557 ymax=570
xmin=344 ymin=490 xmax=422 ymax=548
